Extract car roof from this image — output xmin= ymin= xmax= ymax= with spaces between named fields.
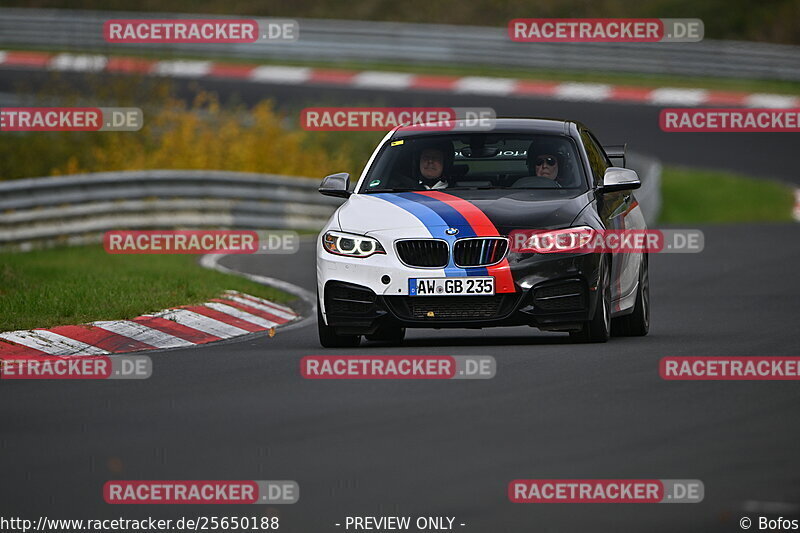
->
xmin=391 ymin=117 xmax=578 ymax=139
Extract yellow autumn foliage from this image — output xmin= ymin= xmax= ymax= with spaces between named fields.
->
xmin=49 ymin=93 xmax=357 ymax=178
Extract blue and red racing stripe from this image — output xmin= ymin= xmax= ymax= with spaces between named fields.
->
xmin=375 ymin=191 xmax=516 ymax=293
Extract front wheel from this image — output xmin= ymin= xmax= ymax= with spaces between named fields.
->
xmin=612 ymin=253 xmax=650 ymax=337
xmin=317 ymin=300 xmax=361 ymax=348
xmin=570 ymin=257 xmax=611 ymax=343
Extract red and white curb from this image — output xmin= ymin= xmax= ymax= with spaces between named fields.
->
xmin=1 ymin=50 xmax=798 ymax=108
xmin=0 ymin=290 xmax=298 ymax=359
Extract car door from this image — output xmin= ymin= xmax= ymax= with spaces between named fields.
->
xmin=580 ymin=129 xmax=643 ymax=311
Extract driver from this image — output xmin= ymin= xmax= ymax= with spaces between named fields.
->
xmin=410 ymin=140 xmax=454 ymax=190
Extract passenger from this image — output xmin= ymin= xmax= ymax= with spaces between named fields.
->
xmin=527 ymin=140 xmax=565 ymax=182
xmin=515 ymin=139 xmax=571 ymax=188
xmin=532 ymin=153 xmax=559 ymax=180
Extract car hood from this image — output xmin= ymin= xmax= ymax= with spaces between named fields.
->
xmin=336 ymin=189 xmax=592 ymax=238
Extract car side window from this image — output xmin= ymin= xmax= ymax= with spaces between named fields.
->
xmin=580 ymin=130 xmax=610 ymax=186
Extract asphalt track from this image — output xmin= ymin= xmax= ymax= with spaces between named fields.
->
xmin=2 ymin=226 xmax=799 ymax=532
xmin=1 ymin=69 xmax=799 ymax=532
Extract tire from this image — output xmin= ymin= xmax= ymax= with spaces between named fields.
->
xmin=612 ymin=253 xmax=650 ymax=337
xmin=570 ymin=256 xmax=611 ymax=343
xmin=365 ymin=325 xmax=406 ymax=344
xmin=317 ymin=300 xmax=361 ymax=348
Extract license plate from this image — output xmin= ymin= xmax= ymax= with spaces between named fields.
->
xmin=409 ymin=277 xmax=495 ymax=296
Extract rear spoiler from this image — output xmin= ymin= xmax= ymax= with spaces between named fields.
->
xmin=604 ymin=144 xmax=626 ymax=168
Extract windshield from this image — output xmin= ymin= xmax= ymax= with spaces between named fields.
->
xmin=358 ymin=133 xmax=587 ymax=193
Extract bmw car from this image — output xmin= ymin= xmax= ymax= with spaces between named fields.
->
xmin=315 ymin=118 xmax=649 ymax=347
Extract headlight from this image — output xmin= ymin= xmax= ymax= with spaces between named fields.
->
xmin=513 ymin=226 xmax=596 ymax=253
xmin=322 ymin=231 xmax=386 ymax=258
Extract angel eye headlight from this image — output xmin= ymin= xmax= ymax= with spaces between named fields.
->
xmin=339 ymin=237 xmax=356 ymax=253
xmin=515 ymin=226 xmax=596 ymax=253
xmin=323 ymin=231 xmax=385 ymax=258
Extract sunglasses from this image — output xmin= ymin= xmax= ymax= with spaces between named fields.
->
xmin=535 ymin=157 xmax=557 ymax=166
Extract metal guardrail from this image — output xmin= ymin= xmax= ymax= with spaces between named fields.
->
xmin=0 ymin=171 xmax=341 ymax=249
xmin=0 ymin=8 xmax=799 ymax=81
xmin=0 ymin=155 xmax=661 ymax=250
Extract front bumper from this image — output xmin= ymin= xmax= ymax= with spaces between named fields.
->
xmin=318 ymin=245 xmax=603 ymax=334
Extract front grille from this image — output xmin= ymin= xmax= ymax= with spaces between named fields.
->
xmin=385 ymin=295 xmax=517 ymax=321
xmin=396 ymin=239 xmax=449 ymax=268
xmin=533 ymin=279 xmax=586 ymax=312
xmin=453 ymin=238 xmax=508 ymax=267
xmin=325 ymin=282 xmax=377 ymax=315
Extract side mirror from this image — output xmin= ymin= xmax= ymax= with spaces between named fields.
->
xmin=319 ymin=172 xmax=351 ymax=198
xmin=599 ymin=167 xmax=640 ymax=193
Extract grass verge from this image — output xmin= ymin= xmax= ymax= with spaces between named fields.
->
xmin=659 ymin=167 xmax=795 ymax=223
xmin=0 ymin=245 xmax=294 ymax=332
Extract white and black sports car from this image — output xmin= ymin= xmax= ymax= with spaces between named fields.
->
xmin=316 ymin=118 xmax=649 ymax=347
